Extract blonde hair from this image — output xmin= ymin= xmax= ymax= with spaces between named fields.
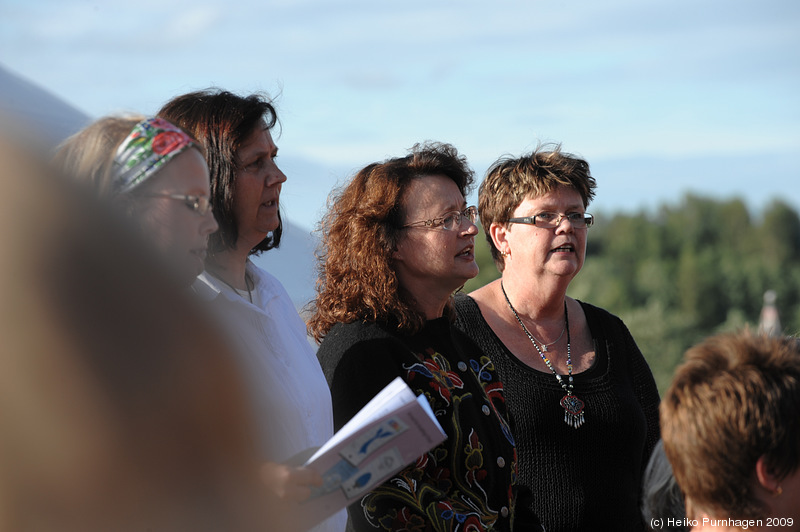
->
xmin=1 ymin=134 xmax=273 ymax=531
xmin=53 ymin=115 xmax=145 ymax=198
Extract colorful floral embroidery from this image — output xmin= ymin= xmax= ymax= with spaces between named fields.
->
xmin=358 ymin=344 xmax=516 ymax=531
xmin=470 ymin=356 xmax=495 ymax=382
xmin=404 ymin=350 xmax=464 ymax=405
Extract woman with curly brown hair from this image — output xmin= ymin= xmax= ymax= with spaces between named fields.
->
xmin=309 ymin=142 xmax=540 ymax=532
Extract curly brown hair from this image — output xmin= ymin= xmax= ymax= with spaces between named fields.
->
xmin=479 ymin=143 xmax=597 ymax=272
xmin=307 ymin=142 xmax=474 ymax=342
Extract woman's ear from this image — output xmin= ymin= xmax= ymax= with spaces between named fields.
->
xmin=391 ymin=240 xmax=404 ymax=262
xmin=755 ymin=455 xmax=783 ymax=495
xmin=489 ymin=222 xmax=510 ymax=256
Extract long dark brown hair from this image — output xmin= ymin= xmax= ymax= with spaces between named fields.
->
xmin=158 ymin=89 xmax=282 ymax=255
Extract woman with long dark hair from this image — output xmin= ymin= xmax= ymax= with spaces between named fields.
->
xmin=160 ymin=89 xmax=344 ymax=532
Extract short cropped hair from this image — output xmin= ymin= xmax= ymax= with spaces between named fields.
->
xmin=158 ymin=89 xmax=281 ymax=255
xmin=661 ymin=331 xmax=800 ymax=520
xmin=308 ymin=142 xmax=473 ymax=341
xmin=478 ymin=143 xmax=596 ymax=271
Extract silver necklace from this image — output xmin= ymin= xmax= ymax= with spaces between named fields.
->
xmin=501 ymin=281 xmax=586 ymax=428
xmin=526 ymin=321 xmax=565 ymax=352
xmin=215 ymin=272 xmax=253 ymax=303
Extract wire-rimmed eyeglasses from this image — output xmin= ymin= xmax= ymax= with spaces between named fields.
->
xmin=145 ymin=194 xmax=213 ymax=216
xmin=507 ymin=212 xmax=594 ymax=229
xmin=402 ymin=206 xmax=478 ymax=231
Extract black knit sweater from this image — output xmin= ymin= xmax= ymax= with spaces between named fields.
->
xmin=455 ymin=294 xmax=660 ymax=532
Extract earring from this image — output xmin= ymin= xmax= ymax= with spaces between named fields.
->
xmin=773 ymin=485 xmax=783 ymax=497
xmin=500 ymin=249 xmax=510 ymax=258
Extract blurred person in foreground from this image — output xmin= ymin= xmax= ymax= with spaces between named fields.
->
xmin=661 ymin=331 xmax=800 ymax=531
xmin=159 ymin=89 xmax=344 ymax=531
xmin=53 ymin=115 xmax=218 ymax=286
xmin=0 ymin=133 xmax=292 ymax=531
xmin=642 ymin=440 xmax=687 ymax=532
xmin=309 ymin=142 xmax=538 ymax=531
xmin=454 ymin=144 xmax=661 ymax=531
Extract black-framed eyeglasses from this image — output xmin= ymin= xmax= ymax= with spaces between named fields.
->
xmin=402 ymin=206 xmax=478 ymax=231
xmin=145 ymin=194 xmax=213 ymax=216
xmin=507 ymin=212 xmax=594 ymax=229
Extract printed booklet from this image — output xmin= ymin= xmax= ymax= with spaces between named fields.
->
xmin=297 ymin=377 xmax=447 ymax=529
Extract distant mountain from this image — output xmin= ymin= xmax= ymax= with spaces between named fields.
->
xmin=252 ymin=220 xmax=319 ymax=312
xmin=0 ymin=63 xmax=90 ymax=148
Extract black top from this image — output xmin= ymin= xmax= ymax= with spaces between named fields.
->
xmin=455 ymin=294 xmax=661 ymax=532
xmin=317 ymin=318 xmax=543 ymax=532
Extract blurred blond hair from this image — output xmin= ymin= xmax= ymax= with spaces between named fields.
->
xmin=0 ymin=134 xmax=291 ymax=531
xmin=52 ymin=114 xmax=145 ymax=197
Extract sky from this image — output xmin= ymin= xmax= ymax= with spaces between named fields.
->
xmin=2 ymin=0 xmax=799 ymax=232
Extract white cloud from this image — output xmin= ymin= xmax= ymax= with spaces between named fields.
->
xmin=162 ymin=5 xmax=224 ymax=42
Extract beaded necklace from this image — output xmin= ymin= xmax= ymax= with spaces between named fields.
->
xmin=501 ymin=281 xmax=586 ymax=428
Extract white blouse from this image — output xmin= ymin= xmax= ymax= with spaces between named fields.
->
xmin=195 ymin=261 xmax=345 ymax=532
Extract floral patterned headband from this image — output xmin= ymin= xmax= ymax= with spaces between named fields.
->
xmin=111 ymin=117 xmax=197 ymax=194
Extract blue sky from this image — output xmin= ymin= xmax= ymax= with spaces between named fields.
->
xmin=2 ymin=0 xmax=799 ymax=231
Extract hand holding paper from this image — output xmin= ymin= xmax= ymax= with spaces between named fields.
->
xmin=259 ymin=461 xmax=323 ymax=502
xmin=295 ymin=377 xmax=446 ymax=530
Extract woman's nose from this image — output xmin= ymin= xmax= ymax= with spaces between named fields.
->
xmin=266 ymin=163 xmax=287 ymax=186
xmin=461 ymin=219 xmax=479 ymax=236
xmin=554 ymin=214 xmax=575 ymax=233
xmin=202 ymin=211 xmax=219 ymax=235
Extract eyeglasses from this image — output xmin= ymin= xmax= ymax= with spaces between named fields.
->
xmin=145 ymin=194 xmax=213 ymax=216
xmin=402 ymin=206 xmax=478 ymax=231
xmin=507 ymin=212 xmax=594 ymax=229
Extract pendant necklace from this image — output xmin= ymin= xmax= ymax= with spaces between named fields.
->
xmin=501 ymin=281 xmax=586 ymax=428
xmin=527 ymin=322 xmax=565 ymax=352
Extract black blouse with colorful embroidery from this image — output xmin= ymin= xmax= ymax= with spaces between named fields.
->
xmin=317 ymin=318 xmax=536 ymax=532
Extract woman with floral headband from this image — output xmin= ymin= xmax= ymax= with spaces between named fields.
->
xmin=54 ymin=115 xmax=218 ymax=285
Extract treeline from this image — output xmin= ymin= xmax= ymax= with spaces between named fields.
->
xmin=464 ymin=194 xmax=800 ymax=393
